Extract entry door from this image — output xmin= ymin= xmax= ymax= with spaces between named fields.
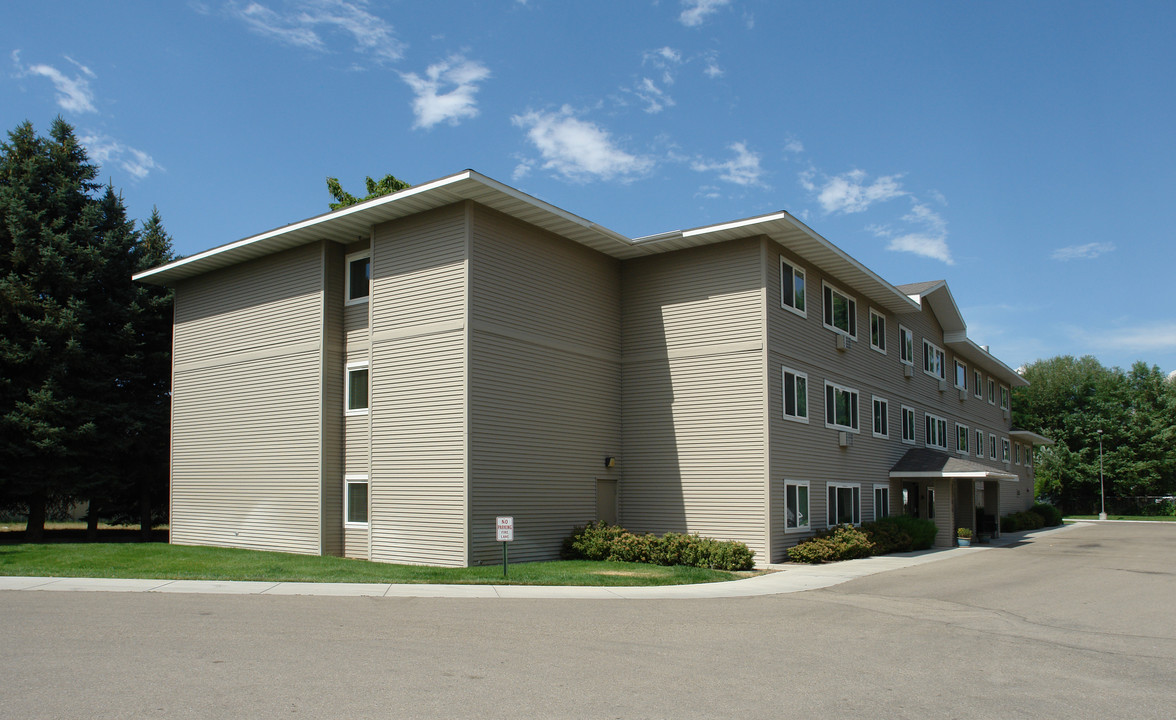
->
xmin=596 ymin=479 xmax=618 ymax=525
xmin=902 ymin=481 xmax=920 ymax=517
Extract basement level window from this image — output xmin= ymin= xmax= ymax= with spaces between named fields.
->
xmin=345 ymin=476 xmax=369 ymax=526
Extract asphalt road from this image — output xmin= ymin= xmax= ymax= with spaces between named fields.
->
xmin=3 ymin=522 xmax=1173 ymax=719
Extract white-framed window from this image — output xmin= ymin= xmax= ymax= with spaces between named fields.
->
xmin=872 ymin=396 xmax=889 ymax=438
xmin=345 ymin=250 xmax=371 ymax=305
xmin=956 ymin=423 xmax=969 ymax=455
xmin=1026 ymin=446 xmax=1033 ymax=467
xmin=869 ymin=309 xmax=886 ymax=353
xmin=780 ymin=257 xmax=806 ymax=316
xmin=344 ymin=475 xmax=369 ymax=527
xmin=874 ymin=485 xmax=890 ymax=521
xmin=973 ymin=370 xmax=983 ymax=398
xmin=1001 ymin=438 xmax=1011 ymax=463
xmin=927 ymin=487 xmax=936 ymax=521
xmin=899 ymin=325 xmax=914 ymax=365
xmin=923 ymin=340 xmax=946 ymax=380
xmin=925 ymin=413 xmax=948 ymax=449
xmin=782 ymin=367 xmax=809 ymax=423
xmin=827 ymin=482 xmax=861 ymax=526
xmin=988 ymin=378 xmax=996 ymax=405
xmin=901 ymin=405 xmax=917 ymax=444
xmin=989 ymin=433 xmax=998 ymax=460
xmin=1000 ymin=385 xmax=1010 ymax=411
xmin=824 ymin=381 xmax=860 ymax=432
xmin=785 ymin=480 xmax=810 ymax=532
xmin=975 ymin=429 xmax=984 ymax=458
xmin=955 ymin=360 xmax=967 ymax=391
xmin=1014 ymin=443 xmax=1022 ymax=465
xmin=346 ymin=361 xmax=370 ymax=415
xmin=822 ymin=281 xmax=857 ymax=338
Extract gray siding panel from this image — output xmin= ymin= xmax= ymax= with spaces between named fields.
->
xmin=321 ymin=243 xmax=344 ymax=557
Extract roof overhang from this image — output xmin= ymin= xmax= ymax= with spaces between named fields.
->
xmin=1010 ymin=429 xmax=1055 ymax=446
xmin=889 ymin=447 xmax=1019 ymax=481
xmin=947 ymin=338 xmax=1029 ymax=388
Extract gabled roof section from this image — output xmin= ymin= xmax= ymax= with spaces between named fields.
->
xmin=889 ymin=448 xmax=1018 ymax=481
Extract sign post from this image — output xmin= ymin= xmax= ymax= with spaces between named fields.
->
xmin=496 ymin=516 xmax=514 ymax=579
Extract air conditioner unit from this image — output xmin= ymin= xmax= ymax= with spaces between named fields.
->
xmin=835 ymin=335 xmax=851 ymax=352
xmin=903 ymin=364 xmax=914 ymax=378
xmin=838 ymin=431 xmax=853 ymax=447
xmin=959 ymin=388 xmax=968 ymax=401
xmin=1003 ymin=408 xmax=1010 ymax=419
xmin=938 ymin=379 xmax=948 ymax=392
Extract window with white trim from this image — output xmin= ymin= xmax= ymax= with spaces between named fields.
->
xmin=828 ymin=482 xmax=861 ymax=526
xmin=975 ymin=429 xmax=984 ymax=458
xmin=899 ymin=325 xmax=914 ymax=365
xmin=955 ymin=360 xmax=967 ymax=391
xmin=989 ymin=433 xmax=997 ymax=460
xmin=923 ymin=340 xmax=946 ymax=380
xmin=344 ymin=475 xmax=369 ymax=526
xmin=988 ymin=378 xmax=996 ymax=405
xmin=780 ymin=257 xmax=806 ymax=316
xmin=824 ymin=381 xmax=860 ymax=432
xmin=785 ymin=480 xmax=810 ymax=532
xmin=782 ymin=367 xmax=809 ymax=422
xmin=1026 ymin=446 xmax=1032 ymax=467
xmin=1000 ymin=386 xmax=1010 ymax=411
xmin=1001 ymin=438 xmax=1011 ymax=462
xmin=872 ymin=396 xmax=889 ymax=438
xmin=901 ymin=405 xmax=917 ymax=444
xmin=927 ymin=487 xmax=936 ymax=521
xmin=822 ymin=282 xmax=857 ymax=337
xmin=1014 ymin=443 xmax=1022 ymax=465
xmin=869 ymin=309 xmax=886 ymax=353
xmin=345 ymin=251 xmax=371 ymax=304
xmin=956 ymin=423 xmax=969 ymax=455
xmin=874 ymin=485 xmax=890 ymax=521
xmin=346 ymin=361 xmax=369 ymax=415
xmin=925 ymin=413 xmax=948 ymax=449
xmin=973 ymin=370 xmax=983 ymax=398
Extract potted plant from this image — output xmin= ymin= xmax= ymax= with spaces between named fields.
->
xmin=957 ymin=527 xmax=973 ymax=547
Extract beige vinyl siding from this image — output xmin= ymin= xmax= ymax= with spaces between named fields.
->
xmin=620 ymin=239 xmax=768 ymax=559
xmin=344 ymin=302 xmax=369 ymax=350
xmin=170 ymin=243 xmax=325 ymax=555
xmin=368 ymin=205 xmax=467 ymax=566
xmin=343 ymin=526 xmax=368 ymax=559
xmin=468 ymin=205 xmax=622 ymax=564
xmin=321 ymin=243 xmax=344 ymax=557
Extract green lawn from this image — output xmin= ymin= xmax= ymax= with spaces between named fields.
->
xmin=0 ymin=542 xmax=757 ymax=586
xmin=1066 ymin=514 xmax=1176 ymax=522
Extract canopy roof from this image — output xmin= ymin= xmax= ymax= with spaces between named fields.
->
xmin=889 ymin=447 xmax=1018 ymax=481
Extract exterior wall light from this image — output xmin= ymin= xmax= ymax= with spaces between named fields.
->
xmin=604 ymin=456 xmax=616 ymax=469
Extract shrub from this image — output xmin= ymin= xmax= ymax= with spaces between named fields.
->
xmin=561 ymin=522 xmax=755 ymax=571
xmin=787 ymin=524 xmax=875 ymax=564
xmin=1029 ymin=502 xmax=1063 ymax=526
xmin=957 ymin=527 xmax=972 ymax=539
xmin=860 ymin=515 xmax=938 ymax=554
xmin=1002 ymin=510 xmax=1045 ymax=532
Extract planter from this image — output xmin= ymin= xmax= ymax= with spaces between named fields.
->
xmin=957 ymin=537 xmax=971 ymax=547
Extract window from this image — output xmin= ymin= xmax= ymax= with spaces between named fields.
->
xmin=923 ymin=340 xmax=946 ymax=380
xmin=824 ymin=381 xmax=859 ymax=432
xmin=780 ymin=257 xmax=806 ymax=316
xmin=973 ymin=370 xmax=983 ymax=398
xmin=1014 ymin=443 xmax=1022 ymax=465
xmin=927 ymin=487 xmax=936 ymax=521
xmin=874 ymin=485 xmax=890 ymax=521
xmin=901 ymin=405 xmax=917 ymax=444
xmin=975 ymin=429 xmax=984 ymax=458
xmin=785 ymin=480 xmax=810 ymax=532
xmin=957 ymin=423 xmax=969 ymax=455
xmin=899 ymin=325 xmax=914 ymax=365
xmin=782 ymin=367 xmax=808 ymax=422
xmin=1000 ymin=386 xmax=1010 ymax=411
xmin=869 ymin=309 xmax=886 ymax=353
xmin=989 ymin=433 xmax=997 ymax=460
xmin=344 ymin=475 xmax=369 ymax=526
xmin=827 ymin=483 xmax=861 ymax=526
xmin=955 ymin=360 xmax=967 ymax=390
xmin=822 ymin=282 xmax=857 ymax=337
xmin=872 ymin=396 xmax=889 ymax=438
xmin=1001 ymin=438 xmax=1011 ymax=463
xmin=988 ymin=378 xmax=996 ymax=405
xmin=346 ymin=362 xmax=369 ymax=415
xmin=1026 ymin=447 xmax=1033 ymax=467
xmin=346 ymin=251 xmax=371 ymax=304
xmin=925 ymin=413 xmax=948 ymax=449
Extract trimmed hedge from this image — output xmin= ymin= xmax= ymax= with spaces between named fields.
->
xmin=561 ymin=522 xmax=756 ymax=571
xmin=1001 ymin=510 xmax=1045 ymax=532
xmin=786 ymin=524 xmax=875 ymax=564
xmin=1029 ymin=502 xmax=1063 ymax=526
xmin=859 ymin=515 xmax=938 ymax=554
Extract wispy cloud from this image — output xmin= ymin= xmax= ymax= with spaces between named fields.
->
xmin=782 ymin=137 xmax=804 ymax=154
xmin=692 ymin=142 xmax=766 ymax=187
xmin=625 ymin=46 xmax=684 ymax=113
xmin=800 ymin=168 xmax=906 ymax=214
xmin=226 ymin=0 xmax=404 ymax=62
xmin=12 ymin=50 xmax=97 ymax=113
xmin=400 ymin=55 xmax=490 ymax=129
xmin=511 ymin=106 xmax=654 ymax=183
xmin=1051 ymin=242 xmax=1115 ymax=261
xmin=1070 ymin=322 xmax=1176 ymax=354
xmin=80 ymin=134 xmax=162 ymax=180
xmin=679 ymin=0 xmax=732 ymax=27
xmin=702 ymin=53 xmax=724 ymax=78
xmin=868 ymin=200 xmax=953 ymax=265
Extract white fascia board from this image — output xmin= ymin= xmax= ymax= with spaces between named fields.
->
xmin=1010 ymin=430 xmax=1056 ymax=446
xmin=889 ymin=470 xmax=1019 ymax=481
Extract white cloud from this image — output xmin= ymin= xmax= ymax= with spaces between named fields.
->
xmin=803 ymin=168 xmax=906 ymax=214
xmin=870 ymin=200 xmax=953 ymax=265
xmin=401 ymin=55 xmax=490 ymax=129
xmin=1071 ymin=322 xmax=1176 ymax=354
xmin=226 ymin=0 xmax=404 ymax=62
xmin=80 ymin=134 xmax=162 ymax=180
xmin=679 ymin=0 xmax=732 ymax=27
xmin=691 ymin=142 xmax=766 ymax=187
xmin=12 ymin=50 xmax=97 ymax=114
xmin=632 ymin=77 xmax=674 ymax=114
xmin=782 ymin=138 xmax=804 ymax=154
xmin=703 ymin=55 xmax=724 ymax=78
xmin=511 ymin=106 xmax=654 ymax=183
xmin=1051 ymin=242 xmax=1115 ymax=261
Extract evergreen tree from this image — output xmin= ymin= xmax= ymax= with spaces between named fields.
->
xmin=326 ymin=173 xmax=410 ymax=210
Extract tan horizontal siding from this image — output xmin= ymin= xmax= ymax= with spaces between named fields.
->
xmin=343 ymin=301 xmax=369 ymax=349
xmin=322 ymin=244 xmax=344 ymax=556
xmin=343 ymin=526 xmax=369 ymax=559
xmin=371 ymin=204 xmax=466 ymax=336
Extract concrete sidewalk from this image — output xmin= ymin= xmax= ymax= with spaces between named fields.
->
xmin=0 ymin=523 xmax=1085 ymax=600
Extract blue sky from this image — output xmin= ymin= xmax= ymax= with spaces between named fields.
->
xmin=3 ymin=1 xmax=1174 ymax=375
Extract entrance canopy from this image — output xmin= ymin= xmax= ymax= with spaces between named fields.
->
xmin=889 ymin=448 xmax=1018 ymax=481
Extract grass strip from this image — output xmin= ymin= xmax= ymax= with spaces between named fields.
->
xmin=1065 ymin=515 xmax=1176 ymax=522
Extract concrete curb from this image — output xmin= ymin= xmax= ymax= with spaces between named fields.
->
xmin=0 ymin=524 xmax=1084 ymax=600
